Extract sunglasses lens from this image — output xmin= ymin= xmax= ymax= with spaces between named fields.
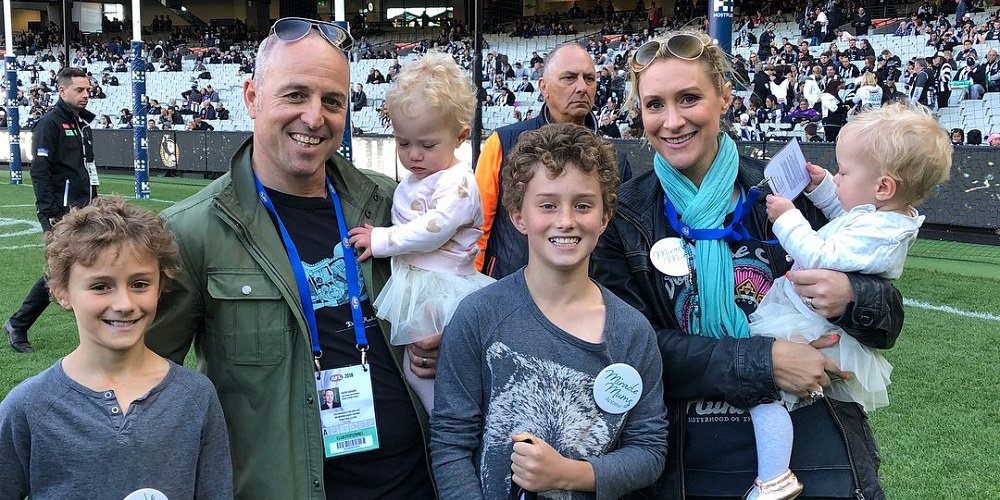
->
xmin=273 ymin=18 xmax=311 ymax=41
xmin=635 ymin=42 xmax=660 ymax=69
xmin=318 ymin=24 xmax=353 ymax=51
xmin=666 ymin=34 xmax=705 ymax=60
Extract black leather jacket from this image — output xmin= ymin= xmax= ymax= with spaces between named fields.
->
xmin=593 ymin=160 xmax=902 ymax=499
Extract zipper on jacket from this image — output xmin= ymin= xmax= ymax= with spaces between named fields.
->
xmin=825 ymin=398 xmax=865 ymax=500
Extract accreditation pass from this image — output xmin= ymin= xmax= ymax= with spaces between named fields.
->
xmin=316 ymin=364 xmax=381 ymax=458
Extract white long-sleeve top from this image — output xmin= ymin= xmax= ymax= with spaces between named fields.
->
xmin=772 ymin=172 xmax=923 ymax=280
xmin=369 ymin=161 xmax=484 ymax=276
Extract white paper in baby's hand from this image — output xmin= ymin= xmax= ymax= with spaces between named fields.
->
xmin=764 ymin=139 xmax=810 ymax=199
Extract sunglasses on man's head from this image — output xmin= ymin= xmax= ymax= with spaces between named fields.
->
xmin=270 ymin=17 xmax=354 ymax=52
xmin=631 ymin=33 xmax=714 ymax=73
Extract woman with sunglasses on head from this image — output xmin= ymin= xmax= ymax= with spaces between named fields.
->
xmin=592 ymin=31 xmax=903 ymax=500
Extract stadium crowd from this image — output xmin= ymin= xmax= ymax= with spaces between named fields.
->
xmin=2 ymin=0 xmax=1000 ymax=143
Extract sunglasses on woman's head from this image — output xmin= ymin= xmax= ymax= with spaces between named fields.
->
xmin=631 ymin=33 xmax=714 ymax=73
xmin=270 ymin=17 xmax=354 ymax=52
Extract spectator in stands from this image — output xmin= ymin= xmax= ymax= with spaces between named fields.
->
xmin=784 ymin=98 xmax=821 ymax=124
xmin=186 ymin=116 xmax=213 ymax=131
xmin=529 ymin=61 xmax=544 ymax=80
xmin=100 ymin=114 xmax=113 ymax=129
xmin=951 ymin=128 xmax=965 ymax=145
xmin=514 ymin=75 xmax=535 ymax=92
xmin=147 ymin=119 xmax=157 ymax=130
xmin=988 ymin=133 xmax=1000 ymax=146
xmin=734 ymin=113 xmax=759 ymax=141
xmin=958 ymin=57 xmax=987 ymax=99
xmin=512 ymin=61 xmax=530 ymax=80
xmin=215 ymin=102 xmax=229 ymax=120
xmin=512 ymin=109 xmax=522 ymax=122
xmin=205 ymin=85 xmax=220 ymax=103
xmin=199 ymin=99 xmax=217 ymax=120
xmin=89 ymin=84 xmax=106 ymax=99
xmin=845 ymin=39 xmax=862 ymax=61
xmin=803 ymin=122 xmax=823 ymax=141
xmin=838 ymin=54 xmax=860 ymax=80
xmin=909 ymin=58 xmax=935 ymax=107
xmin=474 ymin=43 xmax=632 ymax=279
xmin=752 ymin=64 xmax=773 ymax=104
xmin=854 ymin=72 xmax=884 ymax=110
xmin=352 ymin=83 xmax=368 ymax=112
xmin=823 ymin=64 xmax=840 ymax=90
xmin=860 ymin=56 xmax=877 ymax=75
xmin=955 ymin=0 xmax=968 ymax=26
xmin=956 ymin=40 xmax=977 ymax=62
xmin=967 ymin=129 xmax=983 ymax=144
xmin=858 ymin=39 xmax=876 ymax=61
xmin=983 ymin=49 xmax=1000 ymax=92
xmin=118 ymin=108 xmax=133 ymax=128
xmin=768 ymin=66 xmax=793 ymax=110
xmin=727 ymin=94 xmax=747 ymax=123
xmin=367 ymin=68 xmax=386 ymax=84
xmin=851 ymin=7 xmax=872 ymax=36
xmin=821 ymin=79 xmax=850 ymax=140
xmin=934 ymin=51 xmax=956 ymax=108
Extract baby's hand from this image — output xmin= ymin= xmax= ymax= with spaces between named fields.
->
xmin=766 ymin=194 xmax=796 ymax=222
xmin=805 ymin=162 xmax=827 ymax=193
xmin=347 ymin=224 xmax=375 ymax=261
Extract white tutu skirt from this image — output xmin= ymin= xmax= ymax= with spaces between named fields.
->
xmin=374 ymin=257 xmax=495 ymax=345
xmin=749 ymin=278 xmax=892 ymax=412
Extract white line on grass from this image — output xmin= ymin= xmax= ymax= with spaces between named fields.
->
xmin=904 ymin=298 xmax=1000 ymax=322
xmin=0 ymin=204 xmax=36 ymax=208
xmin=0 ymin=244 xmax=43 ymax=250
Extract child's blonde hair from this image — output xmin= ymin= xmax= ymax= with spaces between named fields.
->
xmin=384 ymin=52 xmax=477 ymax=132
xmin=45 ymin=196 xmax=181 ymax=298
xmin=840 ymin=102 xmax=951 ymax=205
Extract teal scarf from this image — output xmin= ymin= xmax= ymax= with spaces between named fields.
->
xmin=654 ymin=134 xmax=749 ymax=339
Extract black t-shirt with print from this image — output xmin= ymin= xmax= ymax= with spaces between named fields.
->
xmin=265 ymin=187 xmax=434 ymax=500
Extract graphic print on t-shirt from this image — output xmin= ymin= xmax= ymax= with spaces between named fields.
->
xmin=304 ymin=242 xmax=369 ymax=311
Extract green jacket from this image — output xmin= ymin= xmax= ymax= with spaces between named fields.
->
xmin=146 ymin=139 xmax=432 ymax=499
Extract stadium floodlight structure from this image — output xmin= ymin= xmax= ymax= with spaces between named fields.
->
xmin=4 ymin=0 xmax=23 ymax=185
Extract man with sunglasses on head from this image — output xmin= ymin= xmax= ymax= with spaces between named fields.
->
xmin=474 ymin=43 xmax=632 ymax=280
xmin=147 ymin=18 xmax=436 ymax=500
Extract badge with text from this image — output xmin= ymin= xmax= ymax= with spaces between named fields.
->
xmin=123 ymin=488 xmax=168 ymax=500
xmin=85 ymin=161 xmax=100 ymax=186
xmin=650 ymin=237 xmax=689 ymax=277
xmin=316 ymin=364 xmax=381 ymax=458
xmin=593 ymin=363 xmax=643 ymax=414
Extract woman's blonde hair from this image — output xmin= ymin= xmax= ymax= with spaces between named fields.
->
xmin=384 ymin=51 xmax=477 ymax=132
xmin=626 ymin=30 xmax=735 ymax=110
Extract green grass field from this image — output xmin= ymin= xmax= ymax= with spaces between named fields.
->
xmin=1 ymin=171 xmax=998 ymax=498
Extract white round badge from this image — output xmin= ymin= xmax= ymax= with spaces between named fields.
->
xmin=123 ymin=488 xmax=168 ymax=500
xmin=593 ymin=363 xmax=643 ymax=414
xmin=649 ymin=237 xmax=689 ymax=277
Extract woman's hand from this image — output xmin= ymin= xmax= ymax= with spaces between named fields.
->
xmin=407 ymin=335 xmax=441 ymax=379
xmin=772 ymin=337 xmax=846 ymax=398
xmin=787 ymin=269 xmax=854 ymax=318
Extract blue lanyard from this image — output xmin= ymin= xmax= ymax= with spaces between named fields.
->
xmin=254 ymin=174 xmax=369 ymax=369
xmin=662 ymin=185 xmax=776 ymax=244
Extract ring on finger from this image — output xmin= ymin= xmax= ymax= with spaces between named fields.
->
xmin=809 ymin=387 xmax=824 ymax=401
xmin=420 ymin=357 xmax=428 ymax=369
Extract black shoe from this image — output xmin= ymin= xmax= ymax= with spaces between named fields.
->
xmin=4 ymin=320 xmax=33 ymax=354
